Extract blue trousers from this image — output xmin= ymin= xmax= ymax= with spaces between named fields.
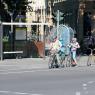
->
xmin=71 ymin=50 xmax=77 ymax=64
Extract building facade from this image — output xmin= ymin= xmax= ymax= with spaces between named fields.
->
xmin=26 ymin=0 xmax=47 ymax=41
xmin=1 ymin=0 xmax=95 ymax=59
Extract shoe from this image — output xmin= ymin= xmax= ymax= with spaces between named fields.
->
xmin=72 ymin=64 xmax=77 ymax=67
xmin=87 ymin=64 xmax=91 ymax=66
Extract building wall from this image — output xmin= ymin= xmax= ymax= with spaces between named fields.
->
xmin=26 ymin=0 xmax=46 ymax=41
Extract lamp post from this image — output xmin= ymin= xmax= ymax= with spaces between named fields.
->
xmin=10 ymin=12 xmax=13 ymax=33
xmin=9 ymin=12 xmax=13 ymax=50
xmin=0 ymin=16 xmax=3 ymax=60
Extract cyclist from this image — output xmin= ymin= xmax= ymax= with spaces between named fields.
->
xmin=70 ymin=37 xmax=80 ymax=66
xmin=49 ymin=37 xmax=62 ymax=68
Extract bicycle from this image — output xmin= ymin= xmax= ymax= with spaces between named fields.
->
xmin=62 ymin=45 xmax=71 ymax=67
xmin=65 ymin=53 xmax=72 ymax=67
xmin=48 ymin=45 xmax=74 ymax=69
xmin=48 ymin=50 xmax=60 ymax=69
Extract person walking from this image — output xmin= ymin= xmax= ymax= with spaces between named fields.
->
xmin=70 ymin=37 xmax=80 ymax=66
xmin=83 ymin=12 xmax=92 ymax=37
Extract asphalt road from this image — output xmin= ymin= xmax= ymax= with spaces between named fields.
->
xmin=0 ymin=66 xmax=95 ymax=95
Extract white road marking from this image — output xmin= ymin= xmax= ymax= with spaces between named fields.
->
xmin=76 ymin=92 xmax=81 ymax=95
xmin=14 ymin=92 xmax=28 ymax=94
xmin=0 ymin=68 xmax=20 ymax=71
xmin=82 ymin=83 xmax=88 ymax=91
xmin=88 ymin=81 xmax=95 ymax=84
xmin=83 ymin=84 xmax=87 ymax=87
xmin=0 ymin=70 xmax=35 ymax=74
xmin=0 ymin=90 xmax=42 ymax=95
xmin=0 ymin=90 xmax=9 ymax=93
xmin=32 ymin=94 xmax=42 ymax=95
xmin=0 ymin=69 xmax=52 ymax=75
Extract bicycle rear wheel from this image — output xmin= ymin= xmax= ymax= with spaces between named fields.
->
xmin=48 ymin=53 xmax=58 ymax=69
xmin=65 ymin=55 xmax=71 ymax=67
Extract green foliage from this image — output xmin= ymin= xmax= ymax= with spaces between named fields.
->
xmin=3 ymin=36 xmax=9 ymax=42
xmin=0 ymin=0 xmax=33 ymax=21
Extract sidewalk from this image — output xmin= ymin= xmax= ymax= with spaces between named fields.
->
xmin=0 ymin=58 xmax=49 ymax=71
xmin=0 ymin=56 xmax=95 ymax=70
xmin=77 ymin=55 xmax=95 ymax=66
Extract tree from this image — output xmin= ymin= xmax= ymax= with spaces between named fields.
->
xmin=0 ymin=0 xmax=33 ymax=22
xmin=0 ymin=0 xmax=33 ymax=51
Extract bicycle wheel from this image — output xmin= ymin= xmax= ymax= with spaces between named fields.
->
xmin=65 ymin=55 xmax=71 ymax=67
xmin=48 ymin=53 xmax=57 ymax=69
xmin=48 ymin=55 xmax=53 ymax=69
xmin=59 ymin=53 xmax=65 ymax=68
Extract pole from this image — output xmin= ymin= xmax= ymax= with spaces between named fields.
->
xmin=0 ymin=23 xmax=3 ymax=60
xmin=43 ymin=4 xmax=46 ymax=59
xmin=57 ymin=10 xmax=59 ymax=39
xmin=11 ymin=14 xmax=13 ymax=33
xmin=11 ymin=13 xmax=13 ymax=50
xmin=43 ymin=25 xmax=45 ymax=59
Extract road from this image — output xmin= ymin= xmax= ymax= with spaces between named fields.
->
xmin=0 ymin=66 xmax=95 ymax=95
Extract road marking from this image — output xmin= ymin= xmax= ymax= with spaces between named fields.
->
xmin=32 ymin=94 xmax=42 ymax=95
xmin=0 ymin=69 xmax=22 ymax=72
xmin=0 ymin=90 xmax=42 ymax=95
xmin=0 ymin=91 xmax=9 ymax=93
xmin=76 ymin=92 xmax=81 ymax=95
xmin=88 ymin=81 xmax=95 ymax=84
xmin=82 ymin=83 xmax=88 ymax=91
xmin=0 ymin=69 xmax=52 ymax=75
xmin=0 ymin=70 xmax=35 ymax=74
xmin=14 ymin=92 xmax=28 ymax=94
xmin=83 ymin=84 xmax=87 ymax=87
